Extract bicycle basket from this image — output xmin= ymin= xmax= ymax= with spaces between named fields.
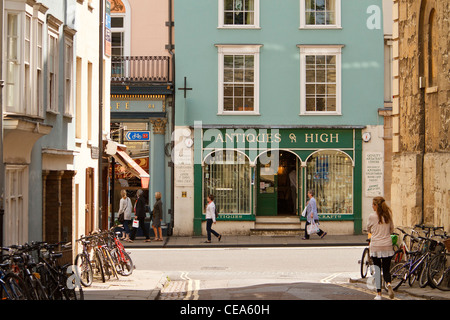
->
xmin=391 ymin=234 xmax=398 ymax=246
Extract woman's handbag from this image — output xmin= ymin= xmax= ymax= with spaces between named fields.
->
xmin=118 ymin=212 xmax=125 ymax=223
xmin=307 ymin=220 xmax=320 ymax=235
xmin=132 ymin=219 xmax=139 ymax=228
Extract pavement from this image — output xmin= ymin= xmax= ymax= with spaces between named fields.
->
xmin=82 ymin=234 xmax=450 ymax=301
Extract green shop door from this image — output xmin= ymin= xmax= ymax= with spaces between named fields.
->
xmin=256 ymin=162 xmax=278 ymax=216
xmin=256 ymin=151 xmax=299 ymax=216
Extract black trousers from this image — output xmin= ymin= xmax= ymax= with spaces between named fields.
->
xmin=304 ymin=220 xmax=325 ymax=239
xmin=206 ymin=219 xmax=220 ymax=241
xmin=372 ymin=256 xmax=392 ymax=292
xmin=130 ymin=217 xmax=150 ymax=240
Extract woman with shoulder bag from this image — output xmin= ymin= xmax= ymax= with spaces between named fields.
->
xmin=118 ymin=189 xmax=133 ymax=242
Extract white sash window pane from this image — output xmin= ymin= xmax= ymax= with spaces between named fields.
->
xmin=6 ymin=14 xmax=20 ymax=112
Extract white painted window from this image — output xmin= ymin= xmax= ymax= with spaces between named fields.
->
xmin=64 ymin=35 xmax=74 ymax=117
xmin=300 ymin=0 xmax=341 ymax=29
xmin=4 ymin=2 xmax=46 ymax=117
xmin=47 ymin=26 xmax=59 ymax=113
xmin=218 ymin=0 xmax=260 ymax=29
xmin=36 ymin=20 xmax=44 ymax=117
xmin=217 ymin=45 xmax=261 ymax=115
xmin=5 ymin=166 xmax=28 ymax=246
xmin=5 ymin=13 xmax=20 ymax=113
xmin=299 ymin=45 xmax=343 ymax=115
xmin=24 ymin=14 xmax=32 ymax=115
xmin=110 ymin=0 xmax=131 ymax=78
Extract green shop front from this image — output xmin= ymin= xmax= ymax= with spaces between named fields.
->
xmin=193 ymin=127 xmax=364 ymax=235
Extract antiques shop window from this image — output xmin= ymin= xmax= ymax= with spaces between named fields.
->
xmin=306 ymin=150 xmax=353 ymax=214
xmin=203 ymin=151 xmax=251 ymax=215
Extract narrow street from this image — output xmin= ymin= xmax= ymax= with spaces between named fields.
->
xmin=129 ymin=246 xmax=422 ymax=300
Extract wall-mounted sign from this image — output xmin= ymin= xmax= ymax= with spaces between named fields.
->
xmin=110 ymin=95 xmax=165 ymax=113
xmin=365 ymin=152 xmax=384 ymax=197
xmin=105 ymin=0 xmax=111 ymax=57
xmin=126 ymin=131 xmax=150 ymax=142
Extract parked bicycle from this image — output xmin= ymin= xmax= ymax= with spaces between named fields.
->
xmin=390 ymin=235 xmax=444 ymax=291
xmin=427 ymin=236 xmax=450 ymax=291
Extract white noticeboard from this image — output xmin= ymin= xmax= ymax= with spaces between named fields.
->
xmin=364 ymin=152 xmax=384 ymax=197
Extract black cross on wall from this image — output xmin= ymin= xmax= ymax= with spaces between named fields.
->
xmin=178 ymin=77 xmax=193 ymax=98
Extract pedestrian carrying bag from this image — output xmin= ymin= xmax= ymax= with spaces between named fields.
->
xmin=301 ymin=207 xmax=307 ymax=217
xmin=132 ymin=219 xmax=139 ymax=228
xmin=307 ymin=221 xmax=320 ymax=235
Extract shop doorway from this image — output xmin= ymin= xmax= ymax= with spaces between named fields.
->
xmin=256 ymin=151 xmax=299 ymax=216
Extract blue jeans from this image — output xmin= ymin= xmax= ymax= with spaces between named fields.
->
xmin=122 ymin=220 xmax=131 ymax=236
xmin=206 ymin=219 xmax=220 ymax=241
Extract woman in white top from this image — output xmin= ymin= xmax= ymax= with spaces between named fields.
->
xmin=204 ymin=194 xmax=221 ymax=243
xmin=118 ymin=189 xmax=133 ymax=242
xmin=367 ymin=196 xmax=395 ymax=300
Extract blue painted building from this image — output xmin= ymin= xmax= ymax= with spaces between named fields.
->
xmin=175 ymin=0 xmax=385 ymax=236
xmin=2 ymin=0 xmax=110 ymax=250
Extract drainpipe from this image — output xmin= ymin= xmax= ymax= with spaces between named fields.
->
xmin=167 ymin=0 xmax=175 ymax=235
xmin=98 ymin=0 xmax=104 ymax=229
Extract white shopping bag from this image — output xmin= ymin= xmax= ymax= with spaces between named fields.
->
xmin=301 ymin=207 xmax=307 ymax=217
xmin=132 ymin=219 xmax=139 ymax=228
xmin=307 ymin=221 xmax=320 ymax=235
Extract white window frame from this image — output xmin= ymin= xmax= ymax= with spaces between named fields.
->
xmin=111 ymin=0 xmax=131 ymax=76
xmin=5 ymin=11 xmax=22 ymax=114
xmin=63 ymin=27 xmax=76 ymax=117
xmin=216 ymin=44 xmax=262 ymax=115
xmin=24 ymin=13 xmax=32 ymax=115
xmin=46 ymin=15 xmax=62 ymax=114
xmin=4 ymin=165 xmax=28 ymax=246
xmin=35 ymin=18 xmax=45 ymax=117
xmin=4 ymin=2 xmax=47 ymax=118
xmin=218 ymin=0 xmax=260 ymax=29
xmin=299 ymin=45 xmax=343 ymax=116
xmin=300 ymin=0 xmax=341 ymax=29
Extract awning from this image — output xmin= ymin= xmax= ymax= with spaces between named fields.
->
xmin=113 ymin=147 xmax=150 ymax=189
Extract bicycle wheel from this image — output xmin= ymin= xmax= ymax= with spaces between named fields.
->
xmin=25 ymin=274 xmax=48 ymax=300
xmin=111 ymin=248 xmax=134 ymax=276
xmin=102 ymin=247 xmax=119 ymax=280
xmin=93 ymin=249 xmax=106 ymax=283
xmin=3 ymin=273 xmax=29 ymax=300
xmin=418 ymin=258 xmax=430 ymax=288
xmin=428 ymin=253 xmax=447 ymax=288
xmin=408 ymin=266 xmax=419 ymax=287
xmin=75 ymin=253 xmax=93 ymax=287
xmin=390 ymin=262 xmax=408 ymax=290
xmin=60 ymin=265 xmax=84 ymax=301
xmin=360 ymin=248 xmax=370 ymax=278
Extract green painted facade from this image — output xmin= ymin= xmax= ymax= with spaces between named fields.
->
xmin=174 ymin=0 xmax=385 ymax=236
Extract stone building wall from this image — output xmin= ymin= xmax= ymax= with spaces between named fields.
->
xmin=391 ymin=0 xmax=450 ymax=232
